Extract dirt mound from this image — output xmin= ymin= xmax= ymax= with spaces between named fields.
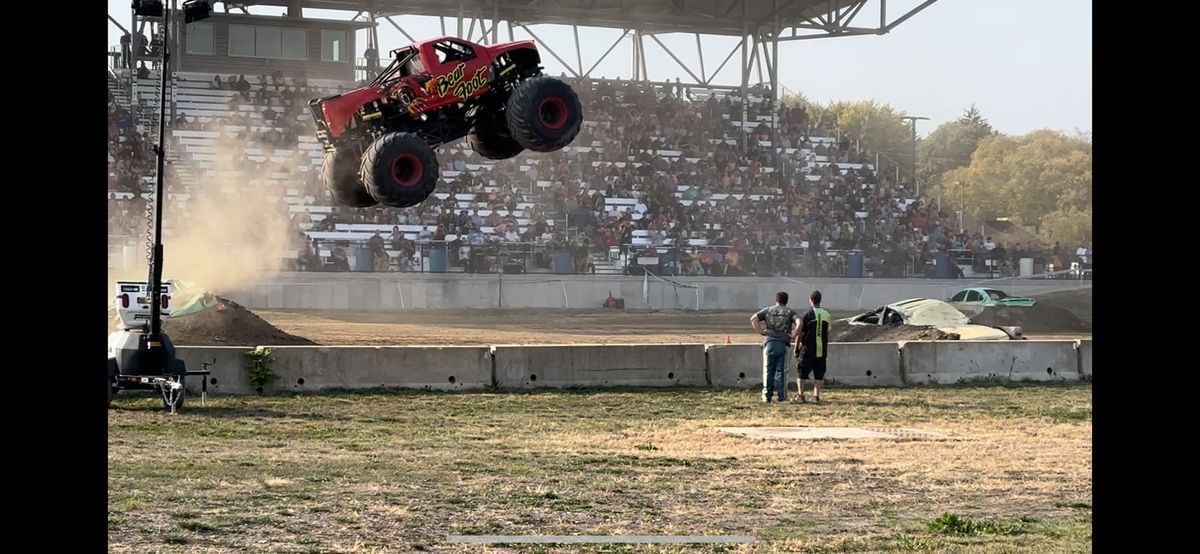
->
xmin=831 ymin=321 xmax=959 ymax=342
xmin=1032 ymin=289 xmax=1092 ymax=324
xmin=164 ymin=297 xmax=317 ymax=346
xmin=969 ymin=303 xmax=1091 ymax=334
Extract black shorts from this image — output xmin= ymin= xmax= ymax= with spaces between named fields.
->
xmin=798 ymin=356 xmax=827 ymax=380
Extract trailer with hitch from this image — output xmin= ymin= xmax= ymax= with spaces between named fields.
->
xmin=107 ymin=281 xmax=210 ymax=413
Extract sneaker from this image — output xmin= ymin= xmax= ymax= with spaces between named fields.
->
xmin=791 ymin=396 xmax=807 ymax=404
xmin=812 ymin=395 xmax=821 ymax=403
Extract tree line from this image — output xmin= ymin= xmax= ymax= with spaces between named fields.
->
xmin=779 ymin=95 xmax=1092 ymax=246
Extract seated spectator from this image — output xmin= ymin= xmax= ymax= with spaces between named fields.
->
xmin=331 ymin=248 xmax=350 ymax=271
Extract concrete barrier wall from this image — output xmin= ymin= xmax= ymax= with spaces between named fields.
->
xmin=176 ymin=346 xmax=254 ymax=394
xmin=1078 ymin=339 xmax=1092 ymax=379
xmin=705 ymin=343 xmax=903 ymax=388
xmin=176 ymin=341 xmax=1088 ymax=395
xmin=493 ymin=344 xmax=707 ymax=389
xmin=230 ymin=272 xmax=1089 ymax=312
xmin=267 ymin=346 xmax=493 ymax=392
xmin=828 ymin=343 xmax=905 ymax=387
xmin=706 ymin=345 xmax=767 ymax=388
xmin=901 ymin=340 xmax=1080 ymax=385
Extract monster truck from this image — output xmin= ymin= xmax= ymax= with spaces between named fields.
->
xmin=310 ymin=37 xmax=584 ymax=208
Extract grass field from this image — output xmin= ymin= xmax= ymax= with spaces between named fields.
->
xmin=108 ymin=384 xmax=1092 ymax=552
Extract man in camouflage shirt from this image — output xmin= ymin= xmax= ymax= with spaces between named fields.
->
xmin=750 ymin=291 xmax=801 ymax=402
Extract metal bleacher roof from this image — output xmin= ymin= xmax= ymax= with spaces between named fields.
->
xmin=232 ymin=0 xmax=863 ymax=36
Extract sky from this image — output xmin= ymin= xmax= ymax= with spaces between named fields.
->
xmin=107 ymin=0 xmax=1091 ymax=136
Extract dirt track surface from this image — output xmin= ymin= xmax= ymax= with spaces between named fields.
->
xmin=151 ymin=288 xmax=1091 ymax=346
xmin=247 ymin=307 xmax=1088 ymax=347
xmin=253 ymin=309 xmax=774 ymax=346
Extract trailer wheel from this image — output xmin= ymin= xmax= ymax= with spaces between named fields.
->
xmin=107 ymin=358 xmax=118 ymax=409
xmin=161 ymin=375 xmax=186 ymax=412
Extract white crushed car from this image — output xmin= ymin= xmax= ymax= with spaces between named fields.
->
xmin=844 ymin=298 xmax=1023 ymax=340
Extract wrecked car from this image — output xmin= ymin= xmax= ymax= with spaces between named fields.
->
xmin=949 ymin=287 xmax=1037 ymax=307
xmin=844 ymin=298 xmax=1024 ymax=340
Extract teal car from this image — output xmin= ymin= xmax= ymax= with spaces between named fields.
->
xmin=949 ymin=288 xmax=1036 ymax=307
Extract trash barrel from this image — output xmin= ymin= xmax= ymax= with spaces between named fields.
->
xmin=846 ymin=251 xmax=864 ymax=277
xmin=1019 ymin=257 xmax=1033 ymax=277
xmin=428 ymin=247 xmax=447 ymax=273
xmin=354 ymin=247 xmax=373 ymax=272
xmin=552 ymin=251 xmax=572 ymax=274
xmin=934 ymin=253 xmax=952 ymax=279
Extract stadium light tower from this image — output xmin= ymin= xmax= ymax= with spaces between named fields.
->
xmin=899 ymin=115 xmax=928 ymax=196
xmin=136 ymin=0 xmax=211 ymax=369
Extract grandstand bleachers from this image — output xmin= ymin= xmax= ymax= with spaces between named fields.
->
xmin=109 ymin=69 xmax=1010 ymax=278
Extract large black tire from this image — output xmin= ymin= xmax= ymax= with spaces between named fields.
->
xmin=360 ymin=133 xmax=439 ymax=208
xmin=323 ymin=150 xmax=377 ymax=208
xmin=506 ymin=76 xmax=583 ymax=152
xmin=467 ymin=112 xmax=524 ymax=160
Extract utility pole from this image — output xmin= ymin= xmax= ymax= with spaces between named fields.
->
xmin=899 ymin=115 xmax=929 ymax=196
xmin=958 ymin=180 xmax=964 ymax=232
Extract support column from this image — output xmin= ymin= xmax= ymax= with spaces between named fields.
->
xmin=457 ymin=1 xmax=464 ymax=37
xmin=739 ymin=28 xmax=749 ymax=152
xmin=573 ymin=25 xmax=584 ymax=77
xmin=769 ymin=32 xmax=780 ymax=164
xmin=493 ymin=2 xmax=500 ymax=43
xmin=129 ymin=5 xmax=139 ymax=83
xmin=631 ymin=30 xmax=639 ymax=80
xmin=368 ymin=12 xmax=380 ymax=78
xmin=638 ymin=31 xmax=648 ymax=82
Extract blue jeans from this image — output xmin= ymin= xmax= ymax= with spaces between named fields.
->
xmin=762 ymin=340 xmax=788 ymax=402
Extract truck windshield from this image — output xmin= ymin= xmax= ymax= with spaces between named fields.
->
xmin=372 ymin=48 xmax=418 ymax=87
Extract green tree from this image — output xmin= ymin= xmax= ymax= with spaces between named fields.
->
xmin=919 ymin=104 xmax=995 ymax=190
xmin=778 ymin=92 xmax=827 ymax=130
xmin=821 ymin=100 xmax=912 ymax=172
xmin=944 ymin=130 xmax=1091 ymax=244
xmin=1041 ymin=207 xmax=1092 ymax=246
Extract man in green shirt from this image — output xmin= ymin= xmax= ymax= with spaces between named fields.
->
xmin=793 ymin=290 xmax=832 ymax=403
